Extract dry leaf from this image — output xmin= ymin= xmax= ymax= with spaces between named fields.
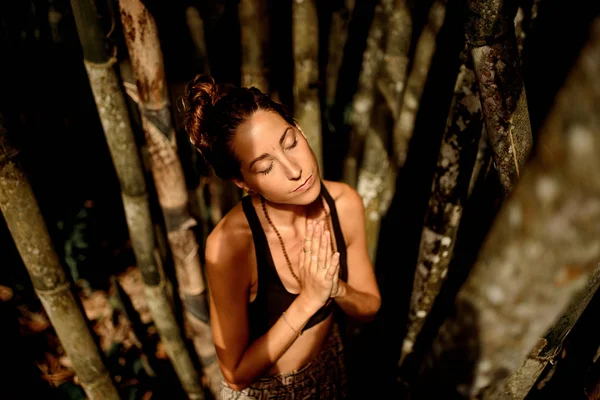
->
xmin=0 ymin=285 xmax=14 ymax=302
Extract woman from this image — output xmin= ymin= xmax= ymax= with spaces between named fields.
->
xmin=183 ymin=74 xmax=381 ymax=399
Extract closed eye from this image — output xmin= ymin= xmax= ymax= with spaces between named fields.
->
xmin=261 ymin=164 xmax=274 ymax=175
xmin=286 ymin=139 xmax=298 ymax=150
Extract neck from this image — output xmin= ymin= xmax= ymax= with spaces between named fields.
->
xmin=259 ymin=196 xmax=311 ymax=228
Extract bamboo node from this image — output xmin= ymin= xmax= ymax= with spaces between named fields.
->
xmin=79 ymin=371 xmax=113 ymax=389
xmin=35 ymin=281 xmax=71 ymax=296
xmin=83 ymin=55 xmax=117 ymax=69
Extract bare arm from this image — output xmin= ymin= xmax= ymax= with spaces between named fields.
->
xmin=332 ymin=184 xmax=381 ymax=321
xmin=206 ymin=219 xmax=338 ymax=391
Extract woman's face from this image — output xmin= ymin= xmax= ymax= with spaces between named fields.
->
xmin=233 ymin=110 xmax=321 ymax=205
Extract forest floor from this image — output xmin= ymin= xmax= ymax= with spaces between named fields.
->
xmin=2 ymin=266 xmax=193 ymax=400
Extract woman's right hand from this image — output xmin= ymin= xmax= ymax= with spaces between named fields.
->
xmin=297 ymin=219 xmax=340 ymax=313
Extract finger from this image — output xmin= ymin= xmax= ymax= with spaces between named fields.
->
xmin=325 ymin=231 xmax=332 ymax=272
xmin=331 ymin=275 xmax=338 ymax=298
xmin=317 ymin=230 xmax=329 ymax=271
xmin=327 ymin=253 xmax=340 ymax=277
xmin=310 ymin=221 xmax=322 ymax=275
xmin=303 ymin=220 xmax=313 ymax=270
xmin=298 ymin=245 xmax=305 ymax=275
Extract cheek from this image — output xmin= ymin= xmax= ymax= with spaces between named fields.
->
xmin=298 ymin=140 xmax=316 ymax=161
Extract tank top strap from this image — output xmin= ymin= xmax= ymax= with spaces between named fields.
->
xmin=320 ymin=184 xmax=348 ymax=281
xmin=241 ymin=195 xmax=272 ymax=276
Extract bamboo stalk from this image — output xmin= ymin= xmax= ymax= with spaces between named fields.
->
xmin=356 ymin=0 xmax=412 ymax=262
xmin=413 ymin=17 xmax=600 ymax=397
xmin=239 ymin=0 xmax=270 ymax=92
xmin=118 ymin=0 xmax=222 ymax=397
xmin=393 ymin=0 xmax=448 ymax=168
xmin=376 ymin=0 xmax=412 ymax=120
xmin=466 ymin=0 xmax=533 ymax=193
xmin=343 ymin=0 xmax=392 ymax=187
xmin=490 ymin=268 xmax=600 ymax=399
xmin=293 ymin=0 xmax=323 ymax=173
xmin=400 ymin=49 xmax=483 ymax=365
xmin=185 ymin=5 xmax=211 ymax=75
xmin=326 ymin=0 xmax=355 ymax=108
xmin=356 ymin=105 xmax=397 ymax=263
xmin=467 ymin=123 xmax=491 ymax=198
xmin=70 ymin=0 xmax=205 ymax=397
xmin=0 ymin=123 xmax=120 ymax=400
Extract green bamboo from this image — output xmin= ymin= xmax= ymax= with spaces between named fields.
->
xmin=0 ymin=122 xmax=120 ymax=400
xmin=70 ymin=0 xmax=205 ymax=397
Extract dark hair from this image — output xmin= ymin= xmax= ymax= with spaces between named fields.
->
xmin=183 ymin=74 xmax=295 ymax=181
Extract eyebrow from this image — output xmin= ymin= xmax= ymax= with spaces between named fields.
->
xmin=248 ymin=127 xmax=292 ymax=170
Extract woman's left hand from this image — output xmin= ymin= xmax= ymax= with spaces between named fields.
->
xmin=330 ymin=274 xmax=345 ymax=298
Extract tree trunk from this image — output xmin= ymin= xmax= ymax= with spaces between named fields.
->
xmin=413 ymin=18 xmax=600 ymax=398
xmin=326 ymin=0 xmax=355 ymax=108
xmin=490 ymin=268 xmax=600 ymax=399
xmin=292 ymin=0 xmax=323 ymax=173
xmin=393 ymin=0 xmax=448 ymax=168
xmin=70 ymin=1 xmax=204 ymax=397
xmin=466 ymin=0 xmax=533 ymax=193
xmin=0 ymin=123 xmax=120 ymax=400
xmin=400 ymin=49 xmax=483 ymax=364
xmin=356 ymin=102 xmax=397 ymax=264
xmin=514 ymin=0 xmax=540 ymax=58
xmin=239 ymin=0 xmax=270 ymax=92
xmin=467 ymin=123 xmax=491 ymax=198
xmin=118 ymin=0 xmax=222 ymax=397
xmin=377 ymin=0 xmax=413 ymax=120
xmin=185 ymin=5 xmax=211 ymax=75
xmin=356 ymin=0 xmax=412 ymax=263
xmin=343 ymin=0 xmax=392 ymax=187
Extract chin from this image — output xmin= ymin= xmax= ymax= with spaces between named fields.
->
xmin=295 ymin=177 xmax=321 ymax=204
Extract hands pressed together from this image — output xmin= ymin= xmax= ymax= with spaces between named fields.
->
xmin=297 ymin=219 xmax=343 ymax=312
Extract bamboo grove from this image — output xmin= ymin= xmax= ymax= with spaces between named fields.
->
xmin=0 ymin=0 xmax=599 ymax=399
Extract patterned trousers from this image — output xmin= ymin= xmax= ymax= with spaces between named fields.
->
xmin=219 ymin=323 xmax=348 ymax=399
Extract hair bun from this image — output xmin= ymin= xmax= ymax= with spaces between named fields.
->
xmin=187 ymin=74 xmax=218 ymax=108
xmin=184 ymin=74 xmax=224 ymax=150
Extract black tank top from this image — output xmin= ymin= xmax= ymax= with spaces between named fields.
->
xmin=242 ymin=183 xmax=348 ymax=341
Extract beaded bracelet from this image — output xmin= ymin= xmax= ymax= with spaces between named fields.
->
xmin=281 ymin=312 xmax=302 ymax=337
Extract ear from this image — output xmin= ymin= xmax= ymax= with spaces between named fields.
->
xmin=233 ymin=179 xmax=248 ymax=192
xmin=233 ymin=179 xmax=255 ymax=195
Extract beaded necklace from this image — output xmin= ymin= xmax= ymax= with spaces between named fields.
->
xmin=260 ymin=195 xmax=334 ymax=286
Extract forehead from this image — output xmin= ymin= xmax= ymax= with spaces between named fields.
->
xmin=235 ymin=110 xmax=291 ymax=159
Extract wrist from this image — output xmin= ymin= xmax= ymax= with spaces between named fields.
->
xmin=295 ymin=293 xmax=324 ymax=316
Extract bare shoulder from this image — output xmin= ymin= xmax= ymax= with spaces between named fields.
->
xmin=322 ymin=180 xmax=364 ymax=216
xmin=205 ymin=201 xmax=254 ymax=275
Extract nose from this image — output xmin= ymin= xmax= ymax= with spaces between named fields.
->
xmin=281 ymin=155 xmax=302 ymax=181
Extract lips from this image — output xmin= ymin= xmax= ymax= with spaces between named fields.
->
xmin=293 ymin=174 xmax=314 ymax=193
